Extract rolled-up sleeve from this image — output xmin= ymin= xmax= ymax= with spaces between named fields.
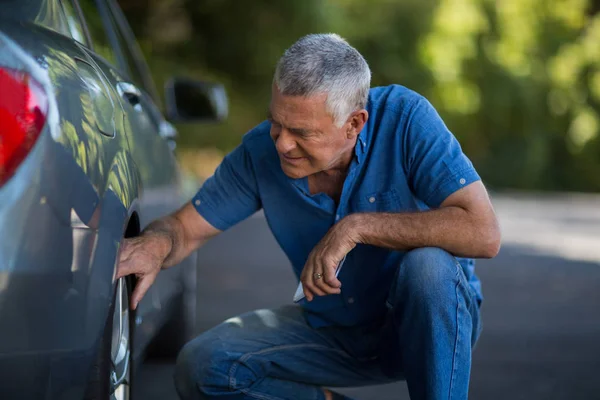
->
xmin=403 ymin=98 xmax=480 ymax=208
xmin=191 ymin=141 xmax=261 ymax=231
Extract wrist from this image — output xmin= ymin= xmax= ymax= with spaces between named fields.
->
xmin=342 ymin=213 xmax=367 ymax=244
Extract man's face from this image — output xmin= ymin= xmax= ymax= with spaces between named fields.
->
xmin=268 ymin=85 xmax=356 ymax=179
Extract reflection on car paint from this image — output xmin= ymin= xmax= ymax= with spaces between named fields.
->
xmin=34 ymin=0 xmax=71 ymax=37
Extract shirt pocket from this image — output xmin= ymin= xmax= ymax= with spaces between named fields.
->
xmin=354 ymin=189 xmax=402 ymax=213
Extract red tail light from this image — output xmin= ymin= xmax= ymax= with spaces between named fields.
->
xmin=0 ymin=67 xmax=48 ymax=186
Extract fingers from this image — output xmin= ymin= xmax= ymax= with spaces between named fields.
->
xmin=302 ymin=275 xmax=327 ymax=301
xmin=313 ymin=276 xmax=341 ymax=295
xmin=302 ymin=286 xmax=315 ymax=302
xmin=302 ymin=257 xmax=341 ymax=301
xmin=115 ymin=239 xmax=135 ymax=279
xmin=130 ymin=272 xmax=157 ymax=310
xmin=321 ymin=258 xmax=342 ymax=290
xmin=116 ymin=237 xmax=164 ymax=309
xmin=301 ymin=255 xmax=322 ymax=301
xmin=115 ymin=261 xmax=132 ymax=280
xmin=313 ymin=265 xmax=340 ymax=296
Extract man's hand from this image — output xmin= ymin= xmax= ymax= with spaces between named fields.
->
xmin=115 ymin=204 xmax=222 ymax=310
xmin=116 ymin=234 xmax=171 ymax=310
xmin=300 ymin=217 xmax=359 ymax=301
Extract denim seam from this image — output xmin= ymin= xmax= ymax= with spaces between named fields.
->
xmin=455 ymin=260 xmax=475 ymax=312
xmin=448 ymin=264 xmax=462 ymax=400
xmin=228 ymin=343 xmax=352 ymax=397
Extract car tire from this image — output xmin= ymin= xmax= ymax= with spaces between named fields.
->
xmin=84 ymin=277 xmax=134 ymax=400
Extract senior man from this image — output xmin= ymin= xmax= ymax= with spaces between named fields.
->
xmin=117 ymin=34 xmax=500 ymax=400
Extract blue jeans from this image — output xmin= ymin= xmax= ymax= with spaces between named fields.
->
xmin=175 ymin=247 xmax=482 ymax=400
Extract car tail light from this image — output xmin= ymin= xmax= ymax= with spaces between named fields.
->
xmin=0 ymin=67 xmax=48 ymax=186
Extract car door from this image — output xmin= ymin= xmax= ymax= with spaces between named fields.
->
xmin=76 ymin=0 xmax=188 ymax=352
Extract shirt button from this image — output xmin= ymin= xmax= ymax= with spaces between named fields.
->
xmin=335 ymin=214 xmax=340 ymax=221
xmin=368 ymin=196 xmax=376 ymax=203
xmin=347 ymin=297 xmax=355 ymax=304
xmin=194 ymin=199 xmax=201 ymax=206
xmin=459 ymin=178 xmax=466 ymax=185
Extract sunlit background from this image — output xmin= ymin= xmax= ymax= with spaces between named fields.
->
xmin=116 ymin=0 xmax=600 ymax=193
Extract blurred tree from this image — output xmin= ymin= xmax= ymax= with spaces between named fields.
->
xmin=417 ymin=0 xmax=600 ymax=191
xmin=119 ymin=0 xmax=600 ymax=192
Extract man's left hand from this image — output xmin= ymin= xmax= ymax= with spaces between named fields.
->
xmin=300 ymin=215 xmax=361 ymax=301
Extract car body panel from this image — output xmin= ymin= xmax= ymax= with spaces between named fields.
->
xmin=0 ymin=1 xmax=197 ymax=398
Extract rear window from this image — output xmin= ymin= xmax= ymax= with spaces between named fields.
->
xmin=78 ymin=0 xmax=119 ymax=66
xmin=0 ymin=0 xmax=71 ymax=37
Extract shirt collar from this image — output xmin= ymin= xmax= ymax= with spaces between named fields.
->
xmin=354 ymin=125 xmax=368 ymax=164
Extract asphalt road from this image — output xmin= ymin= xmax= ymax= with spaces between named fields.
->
xmin=137 ymin=193 xmax=600 ymax=400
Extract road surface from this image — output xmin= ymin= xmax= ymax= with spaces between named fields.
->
xmin=137 ymin=193 xmax=600 ymax=399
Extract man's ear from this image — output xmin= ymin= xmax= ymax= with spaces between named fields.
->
xmin=346 ymin=109 xmax=369 ymax=139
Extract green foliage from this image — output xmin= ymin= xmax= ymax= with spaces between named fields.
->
xmin=120 ymin=0 xmax=600 ymax=192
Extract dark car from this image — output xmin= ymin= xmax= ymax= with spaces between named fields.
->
xmin=0 ymin=0 xmax=227 ymax=398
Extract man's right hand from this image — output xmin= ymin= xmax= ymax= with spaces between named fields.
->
xmin=115 ymin=203 xmax=223 ymax=310
xmin=116 ymin=234 xmax=171 ymax=310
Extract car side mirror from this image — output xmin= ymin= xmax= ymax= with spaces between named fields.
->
xmin=165 ymin=77 xmax=228 ymax=123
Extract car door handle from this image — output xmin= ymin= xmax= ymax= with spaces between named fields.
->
xmin=116 ymin=82 xmax=141 ymax=108
xmin=159 ymin=120 xmax=177 ymax=141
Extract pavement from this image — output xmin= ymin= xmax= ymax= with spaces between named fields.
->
xmin=136 ymin=193 xmax=600 ymax=400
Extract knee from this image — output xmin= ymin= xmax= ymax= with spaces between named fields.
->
xmin=174 ymin=335 xmax=228 ymax=400
xmin=390 ymin=247 xmax=458 ymax=304
xmin=401 ymin=247 xmax=457 ymax=282
xmin=174 ymin=332 xmax=262 ymax=399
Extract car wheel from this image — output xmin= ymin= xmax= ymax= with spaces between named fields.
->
xmin=85 ymin=277 xmax=134 ymax=400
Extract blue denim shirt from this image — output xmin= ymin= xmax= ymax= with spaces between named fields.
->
xmin=192 ymin=85 xmax=483 ymax=328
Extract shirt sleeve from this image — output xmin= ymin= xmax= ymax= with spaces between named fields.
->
xmin=403 ymin=97 xmax=480 ymax=208
xmin=191 ymin=141 xmax=262 ymax=231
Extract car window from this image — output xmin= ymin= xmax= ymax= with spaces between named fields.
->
xmin=59 ymin=0 xmax=88 ymax=45
xmin=106 ymin=0 xmax=161 ymax=107
xmin=2 ymin=0 xmax=70 ymax=36
xmin=102 ymin=4 xmax=144 ymax=88
xmin=77 ymin=0 xmax=118 ymax=66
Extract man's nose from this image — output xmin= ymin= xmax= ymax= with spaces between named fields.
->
xmin=275 ymin=128 xmax=296 ymax=154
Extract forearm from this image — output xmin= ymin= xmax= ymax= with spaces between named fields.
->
xmin=349 ymin=206 xmax=501 ymax=258
xmin=140 ymin=215 xmax=198 ymax=268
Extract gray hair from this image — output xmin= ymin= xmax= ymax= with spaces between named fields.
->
xmin=274 ymin=33 xmax=371 ymax=127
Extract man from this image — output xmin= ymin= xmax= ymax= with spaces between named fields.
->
xmin=117 ymin=34 xmax=500 ymax=400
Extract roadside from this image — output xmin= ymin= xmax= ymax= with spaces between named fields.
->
xmin=493 ymin=191 xmax=600 ymax=264
xmin=137 ymin=193 xmax=600 ymax=399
